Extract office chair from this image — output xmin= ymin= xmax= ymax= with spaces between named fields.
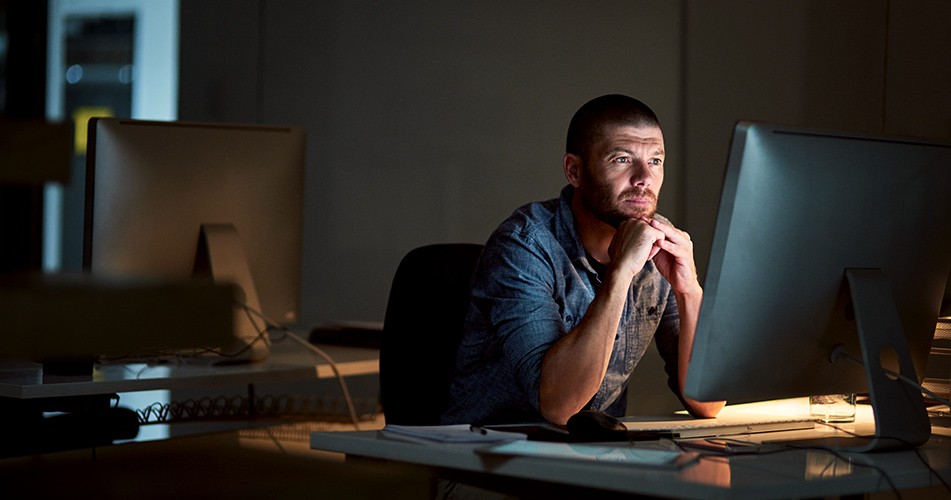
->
xmin=379 ymin=243 xmax=484 ymax=425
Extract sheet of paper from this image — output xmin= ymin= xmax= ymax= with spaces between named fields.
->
xmin=381 ymin=424 xmax=527 ymax=443
xmin=478 ymin=440 xmax=698 ymax=469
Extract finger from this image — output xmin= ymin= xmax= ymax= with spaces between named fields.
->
xmin=611 ymin=219 xmax=663 ymax=269
xmin=655 ymin=238 xmax=688 ymax=260
xmin=650 ymin=218 xmax=691 ymax=244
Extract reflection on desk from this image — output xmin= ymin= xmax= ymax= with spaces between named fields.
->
xmin=0 ymin=422 xmax=426 ymax=500
xmin=311 ymin=399 xmax=951 ymax=500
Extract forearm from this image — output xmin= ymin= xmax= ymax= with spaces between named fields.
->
xmin=675 ymin=287 xmax=725 ymax=418
xmin=539 ymin=272 xmax=628 ymax=424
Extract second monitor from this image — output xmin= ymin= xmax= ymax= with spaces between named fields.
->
xmin=84 ymin=118 xmax=306 ymax=361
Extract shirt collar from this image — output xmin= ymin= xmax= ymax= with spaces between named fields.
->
xmin=555 ymin=185 xmax=598 ymax=275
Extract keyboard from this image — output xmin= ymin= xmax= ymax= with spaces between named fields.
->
xmin=621 ymin=400 xmax=819 ymax=439
xmin=622 ymin=415 xmax=816 ymax=439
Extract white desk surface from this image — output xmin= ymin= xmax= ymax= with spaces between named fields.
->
xmin=311 ymin=399 xmax=951 ymax=500
xmin=0 ymin=337 xmax=379 ymax=399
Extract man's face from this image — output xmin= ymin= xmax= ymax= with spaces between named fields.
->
xmin=574 ymin=124 xmax=665 ymax=227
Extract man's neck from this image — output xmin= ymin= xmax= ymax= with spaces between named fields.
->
xmin=570 ymin=191 xmax=616 ymax=265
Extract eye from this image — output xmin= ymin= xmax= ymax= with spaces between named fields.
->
xmin=612 ymin=155 xmax=631 ymax=164
xmin=649 ymin=158 xmax=663 ymax=167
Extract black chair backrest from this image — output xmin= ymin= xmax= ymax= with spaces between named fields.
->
xmin=379 ymin=243 xmax=483 ymax=425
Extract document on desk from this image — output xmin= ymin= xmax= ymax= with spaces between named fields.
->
xmin=381 ymin=424 xmax=528 ymax=443
xmin=478 ymin=441 xmax=699 ymax=469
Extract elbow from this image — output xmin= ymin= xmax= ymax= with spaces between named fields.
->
xmin=539 ymin=390 xmax=583 ymax=426
xmin=540 ymin=405 xmax=575 ymax=426
xmin=687 ymin=400 xmax=726 ymax=419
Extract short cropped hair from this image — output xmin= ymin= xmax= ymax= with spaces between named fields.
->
xmin=565 ymin=94 xmax=661 ymax=159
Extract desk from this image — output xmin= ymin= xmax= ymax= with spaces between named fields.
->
xmin=311 ymin=400 xmax=951 ymax=499
xmin=0 ymin=337 xmax=379 ymax=456
xmin=0 ymin=335 xmax=379 ymax=399
xmin=0 ymin=422 xmax=428 ymax=500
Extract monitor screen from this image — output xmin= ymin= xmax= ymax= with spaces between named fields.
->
xmin=84 ymin=118 xmax=305 ymax=360
xmin=684 ymin=122 xmax=951 ymax=450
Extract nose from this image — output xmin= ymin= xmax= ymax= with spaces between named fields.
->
xmin=629 ymin=159 xmax=652 ymax=187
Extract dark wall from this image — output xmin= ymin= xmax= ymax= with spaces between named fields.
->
xmin=684 ymin=0 xmax=951 ymax=280
xmin=179 ymin=0 xmax=686 ymax=326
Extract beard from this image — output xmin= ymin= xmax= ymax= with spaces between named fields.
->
xmin=579 ymin=176 xmax=658 ymax=228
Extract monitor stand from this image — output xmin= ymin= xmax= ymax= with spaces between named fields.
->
xmin=777 ymin=268 xmax=931 ymax=452
xmin=194 ymin=223 xmax=270 ymax=362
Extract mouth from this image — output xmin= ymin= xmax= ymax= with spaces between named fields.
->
xmin=623 ymin=196 xmax=653 ymax=206
xmin=620 ymin=190 xmax=656 ymax=207
xmin=616 ymin=189 xmax=657 ymax=219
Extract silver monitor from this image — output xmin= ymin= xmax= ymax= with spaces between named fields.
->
xmin=84 ymin=118 xmax=305 ymax=361
xmin=684 ymin=122 xmax=951 ymax=451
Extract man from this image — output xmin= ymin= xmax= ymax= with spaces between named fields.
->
xmin=442 ymin=94 xmax=724 ymax=426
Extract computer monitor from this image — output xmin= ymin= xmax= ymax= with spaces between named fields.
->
xmin=84 ymin=118 xmax=306 ymax=361
xmin=684 ymin=122 xmax=951 ymax=451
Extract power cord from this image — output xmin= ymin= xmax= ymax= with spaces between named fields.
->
xmin=236 ymin=301 xmax=362 ymax=430
xmin=812 ymin=420 xmax=951 ymax=497
xmin=668 ymin=340 xmax=951 ymax=499
xmin=94 ymin=300 xmax=365 ymax=430
xmin=831 ymin=346 xmax=951 ymax=408
xmin=825 ymin=347 xmax=951 ymax=495
xmin=95 ymin=303 xmax=272 ymax=363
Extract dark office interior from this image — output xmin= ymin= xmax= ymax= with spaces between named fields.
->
xmin=1 ymin=1 xmax=949 ymax=498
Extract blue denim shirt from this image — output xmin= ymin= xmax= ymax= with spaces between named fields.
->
xmin=442 ymin=185 xmax=682 ymax=425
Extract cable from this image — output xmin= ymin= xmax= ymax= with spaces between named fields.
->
xmin=885 ymin=369 xmax=951 ymax=408
xmin=914 ymin=447 xmax=951 ymax=493
xmin=135 ymin=393 xmax=372 ymax=424
xmin=282 ymin=331 xmax=363 ymax=430
xmin=826 ymin=348 xmax=951 ymax=495
xmin=199 ymin=303 xmax=273 ymax=360
xmin=814 ymin=420 xmax=951 ymax=497
xmin=94 ymin=302 xmax=273 ymax=363
xmin=801 ymin=444 xmax=901 ymax=499
xmin=834 ymin=347 xmax=951 ymax=408
xmin=668 ymin=341 xmax=949 ymax=499
xmin=92 ymin=299 xmax=364 ymax=429
xmin=670 ymin=435 xmax=902 ymax=498
xmin=236 ymin=301 xmax=362 ymax=430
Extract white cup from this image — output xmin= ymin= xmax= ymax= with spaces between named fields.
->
xmin=809 ymin=393 xmax=856 ymax=423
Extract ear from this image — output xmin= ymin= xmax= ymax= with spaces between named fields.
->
xmin=563 ymin=153 xmax=583 ymax=188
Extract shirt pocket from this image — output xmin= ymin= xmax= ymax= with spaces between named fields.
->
xmin=621 ymin=301 xmax=663 ymax=373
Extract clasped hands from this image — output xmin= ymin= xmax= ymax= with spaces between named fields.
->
xmin=607 ymin=217 xmax=701 ymax=296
